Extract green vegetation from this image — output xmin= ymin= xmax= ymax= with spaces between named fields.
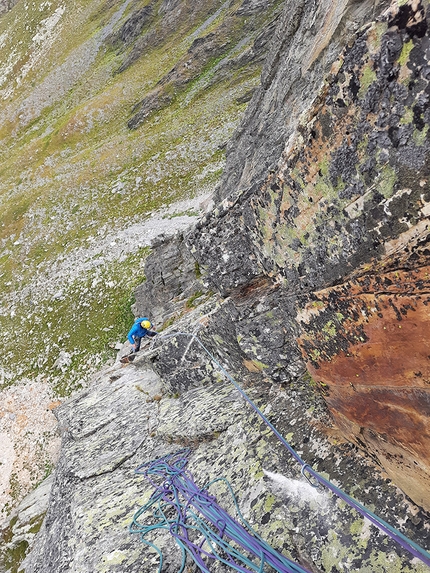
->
xmin=398 ymin=39 xmax=414 ymax=67
xmin=0 ymin=0 xmax=274 ymax=397
xmin=1 ymin=539 xmax=28 ymax=573
xmin=186 ymin=290 xmax=205 ymax=308
xmin=159 ymin=315 xmax=178 ymax=331
xmin=0 ymin=512 xmax=44 ymax=573
xmin=0 ymin=248 xmax=149 ymax=395
xmin=194 ymin=261 xmax=202 ymax=279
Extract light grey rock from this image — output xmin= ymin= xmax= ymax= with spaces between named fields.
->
xmin=0 ymin=0 xmax=19 ymax=16
xmin=21 ymin=337 xmax=429 ymax=572
xmin=11 ymin=476 xmax=53 ymax=530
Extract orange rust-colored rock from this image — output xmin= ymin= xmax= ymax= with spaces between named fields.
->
xmin=297 ymin=266 xmax=430 ymax=510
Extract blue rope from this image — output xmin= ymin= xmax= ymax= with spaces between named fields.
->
xmin=130 ymin=449 xmax=311 ymax=573
xmin=150 ymin=332 xmax=430 ymax=568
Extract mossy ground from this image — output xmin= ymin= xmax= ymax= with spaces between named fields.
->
xmin=0 ymin=512 xmax=45 ymax=573
xmin=0 ymin=0 xmax=265 ymax=396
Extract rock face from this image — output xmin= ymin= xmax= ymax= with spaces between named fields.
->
xmin=214 ymin=0 xmax=382 ymax=204
xmin=8 ymin=0 xmax=430 ymax=570
xmin=0 ymin=475 xmax=53 ymax=573
xmin=184 ymin=0 xmax=430 ymax=511
xmin=132 ymin=231 xmax=205 ymax=327
xmin=0 ymin=0 xmax=18 ymax=16
xmin=19 ymin=335 xmax=430 ymax=572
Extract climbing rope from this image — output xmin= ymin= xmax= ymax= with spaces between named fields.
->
xmin=130 ymin=448 xmax=311 ymax=573
xmin=136 ymin=331 xmax=430 ymax=568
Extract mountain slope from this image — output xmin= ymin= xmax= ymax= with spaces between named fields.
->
xmin=0 ymin=0 xmax=282 ymax=390
xmin=0 ymin=0 xmax=282 ymax=524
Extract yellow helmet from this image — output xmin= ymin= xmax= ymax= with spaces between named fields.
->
xmin=141 ymin=320 xmax=151 ymax=329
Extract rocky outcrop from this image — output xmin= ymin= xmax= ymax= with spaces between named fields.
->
xmin=132 ymin=231 xmax=206 ymax=327
xmin=0 ymin=476 xmax=53 ymax=573
xmin=126 ymin=0 xmax=284 ymax=127
xmin=181 ymin=0 xmax=430 ymax=510
xmin=18 ymin=329 xmax=430 ymax=572
xmin=0 ymin=0 xmax=19 ymax=16
xmin=297 ymin=267 xmax=430 ymax=511
xmin=107 ymin=4 xmax=154 ymax=48
xmin=214 ymin=0 xmax=384 ymax=205
xmin=119 ymin=0 xmax=430 ymax=518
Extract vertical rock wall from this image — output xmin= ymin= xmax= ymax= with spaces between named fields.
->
xmin=182 ymin=0 xmax=430 ymax=510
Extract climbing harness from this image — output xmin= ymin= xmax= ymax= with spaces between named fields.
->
xmin=132 ymin=331 xmax=430 ymax=569
xmin=130 ymin=449 xmax=311 ymax=573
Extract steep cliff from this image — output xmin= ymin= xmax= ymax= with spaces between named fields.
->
xmin=17 ymin=335 xmax=430 ymax=572
xmin=2 ymin=0 xmax=430 ymax=571
xmin=186 ymin=0 xmax=430 ymax=511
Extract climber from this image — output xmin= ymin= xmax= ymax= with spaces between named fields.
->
xmin=127 ymin=317 xmax=157 ymax=354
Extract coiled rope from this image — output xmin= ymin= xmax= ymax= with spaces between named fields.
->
xmin=130 ymin=448 xmax=311 ymax=573
xmin=135 ymin=331 xmax=430 ymax=568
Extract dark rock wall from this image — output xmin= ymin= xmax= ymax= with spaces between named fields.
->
xmin=137 ymin=0 xmax=430 ymax=510
xmin=214 ymin=0 xmax=386 ymax=204
xmin=132 ymin=232 xmax=204 ymax=326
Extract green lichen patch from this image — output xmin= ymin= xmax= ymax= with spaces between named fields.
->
xmin=413 ymin=124 xmax=429 ymax=146
xmin=378 ymin=164 xmax=398 ymax=199
xmin=398 ymin=39 xmax=414 ymax=66
xmin=358 ymin=63 xmax=377 ymax=98
xmin=185 ymin=290 xmax=205 ymax=308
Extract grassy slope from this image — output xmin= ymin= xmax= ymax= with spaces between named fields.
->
xmin=0 ymin=0 xmax=276 ymax=395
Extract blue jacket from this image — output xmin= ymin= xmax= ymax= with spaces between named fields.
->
xmin=127 ymin=317 xmax=152 ymax=344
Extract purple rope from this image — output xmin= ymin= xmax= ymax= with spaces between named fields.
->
xmin=132 ymin=449 xmax=311 ymax=573
xmin=152 ymin=332 xmax=430 ymax=568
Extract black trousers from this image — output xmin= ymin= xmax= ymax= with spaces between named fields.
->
xmin=132 ymin=330 xmax=157 ymax=352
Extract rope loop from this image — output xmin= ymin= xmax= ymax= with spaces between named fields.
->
xmin=131 ymin=450 xmax=312 ymax=573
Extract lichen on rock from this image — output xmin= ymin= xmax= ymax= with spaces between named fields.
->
xmin=18 ymin=343 xmax=430 ymax=572
xmin=7 ymin=0 xmax=430 ymax=571
xmin=185 ymin=0 xmax=430 ymax=510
